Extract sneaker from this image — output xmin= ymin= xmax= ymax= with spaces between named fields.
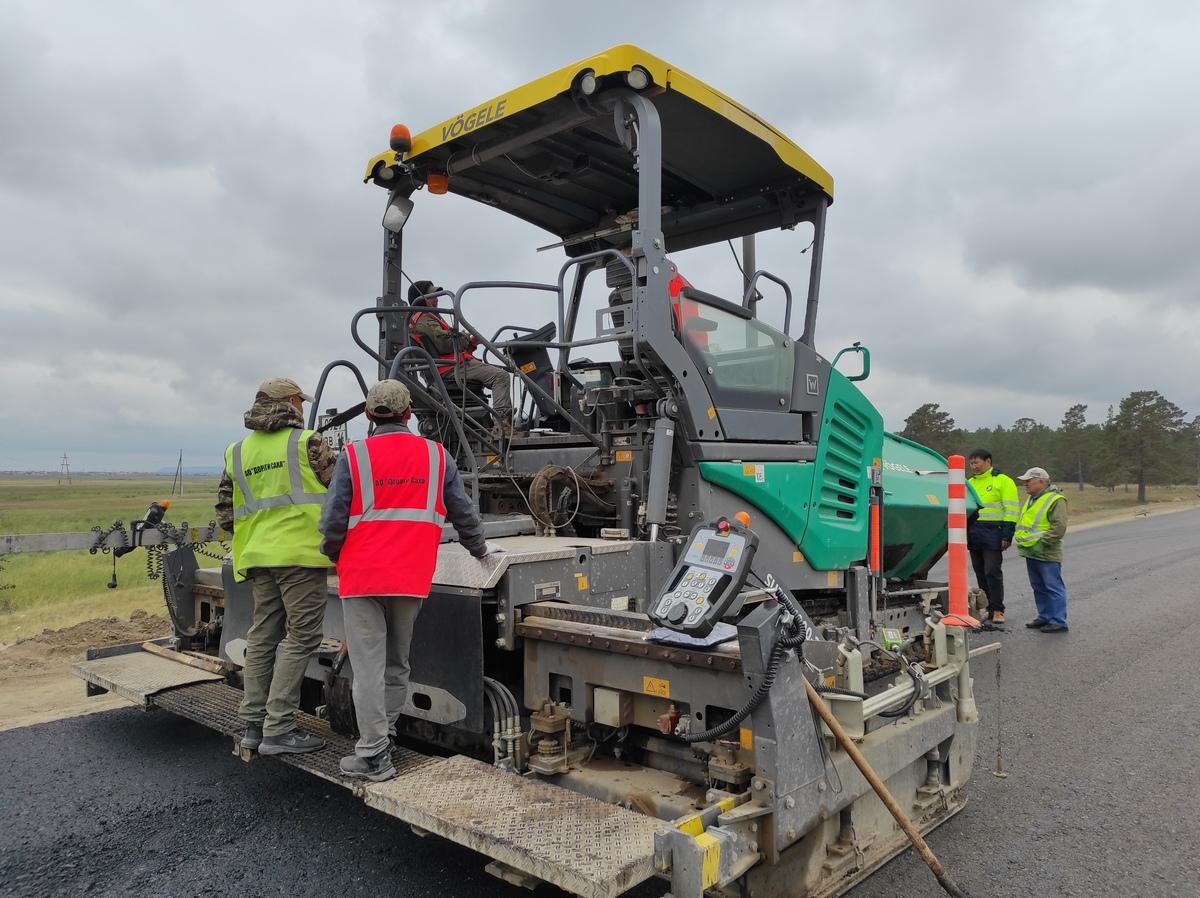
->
xmin=1038 ymin=623 xmax=1069 ymax=633
xmin=240 ymin=724 xmax=263 ymax=751
xmin=1025 ymin=618 xmax=1048 ymax=629
xmin=340 ymin=751 xmax=397 ymax=782
xmin=259 ymin=730 xmax=326 ymax=755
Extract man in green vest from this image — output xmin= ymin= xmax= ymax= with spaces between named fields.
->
xmin=966 ymin=449 xmax=1019 ymax=627
xmin=215 ymin=377 xmax=338 ymax=754
xmin=1014 ymin=467 xmax=1069 ymax=633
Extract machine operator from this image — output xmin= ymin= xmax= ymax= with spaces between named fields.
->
xmin=408 ymin=279 xmax=513 ymax=438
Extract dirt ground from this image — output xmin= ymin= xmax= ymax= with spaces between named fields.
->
xmin=0 ymin=609 xmax=171 ymax=731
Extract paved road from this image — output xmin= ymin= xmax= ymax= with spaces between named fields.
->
xmin=2 ymin=509 xmax=1198 ymax=898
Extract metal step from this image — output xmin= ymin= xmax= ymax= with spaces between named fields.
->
xmin=362 ymin=755 xmax=661 ymax=898
xmin=71 ymin=651 xmax=222 ymax=707
xmin=153 ymin=680 xmax=438 ymax=786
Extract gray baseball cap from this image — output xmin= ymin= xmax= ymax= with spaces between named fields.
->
xmin=1017 ymin=467 xmax=1051 ymax=481
xmin=366 ymin=379 xmax=412 ymax=416
xmin=256 ymin=376 xmax=314 ymax=403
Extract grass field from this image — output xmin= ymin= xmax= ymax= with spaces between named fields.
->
xmin=1 ymin=473 xmax=1197 ymax=645
xmin=0 ymin=475 xmax=223 ymax=644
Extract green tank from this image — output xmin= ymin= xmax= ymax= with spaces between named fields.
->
xmin=879 ymin=431 xmax=977 ymax=580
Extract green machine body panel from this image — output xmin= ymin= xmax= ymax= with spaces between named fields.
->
xmin=698 ymin=373 xmax=979 ymax=580
xmin=699 ymin=369 xmax=884 ymax=571
xmin=879 ymin=432 xmax=979 ymax=580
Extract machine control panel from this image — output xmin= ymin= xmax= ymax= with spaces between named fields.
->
xmin=649 ymin=517 xmax=759 ymax=636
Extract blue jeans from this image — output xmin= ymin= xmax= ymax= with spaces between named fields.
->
xmin=1025 ymin=558 xmax=1068 ymax=628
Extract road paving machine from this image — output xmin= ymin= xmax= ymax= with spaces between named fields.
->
xmin=71 ymin=45 xmax=984 ymax=898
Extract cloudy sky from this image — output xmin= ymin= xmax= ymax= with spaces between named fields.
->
xmin=2 ymin=1 xmax=1197 ymax=471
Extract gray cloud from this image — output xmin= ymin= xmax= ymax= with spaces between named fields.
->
xmin=1 ymin=0 xmax=1198 ymax=473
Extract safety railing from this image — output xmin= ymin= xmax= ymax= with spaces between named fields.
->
xmin=742 ymin=269 xmax=794 ymax=335
xmin=306 ymin=360 xmax=370 ymax=430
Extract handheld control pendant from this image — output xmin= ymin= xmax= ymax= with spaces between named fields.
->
xmin=648 ymin=516 xmax=759 ymax=637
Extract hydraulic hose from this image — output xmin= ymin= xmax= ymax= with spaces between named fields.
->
xmin=682 ymin=577 xmax=811 ymax=744
xmin=683 ymin=638 xmax=788 ymax=744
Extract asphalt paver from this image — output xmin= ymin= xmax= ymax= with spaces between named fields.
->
xmin=2 ymin=509 xmax=1198 ymax=897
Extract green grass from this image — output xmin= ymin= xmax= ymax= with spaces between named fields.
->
xmin=0 ymin=474 xmax=222 ymax=533
xmin=0 ymin=474 xmax=225 ymax=643
xmin=1044 ymin=483 xmax=1200 ymax=524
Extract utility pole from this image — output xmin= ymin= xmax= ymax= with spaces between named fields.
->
xmin=58 ymin=452 xmax=72 ymax=486
xmin=170 ymin=450 xmax=184 ymax=496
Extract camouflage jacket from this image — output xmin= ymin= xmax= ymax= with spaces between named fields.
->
xmin=214 ymin=398 xmax=337 ymax=533
xmin=411 ymin=310 xmax=470 ymax=357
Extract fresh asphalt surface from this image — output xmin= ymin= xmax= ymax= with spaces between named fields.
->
xmin=2 ymin=509 xmax=1198 ymax=898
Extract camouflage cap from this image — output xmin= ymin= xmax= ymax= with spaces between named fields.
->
xmin=257 ymin=376 xmax=314 ymax=403
xmin=366 ymin=379 xmax=412 ymax=416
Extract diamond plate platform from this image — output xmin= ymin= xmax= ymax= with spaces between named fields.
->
xmin=152 ymin=680 xmax=440 ymax=786
xmin=362 ymin=754 xmax=662 ymax=898
xmin=71 ymin=652 xmax=223 ymax=707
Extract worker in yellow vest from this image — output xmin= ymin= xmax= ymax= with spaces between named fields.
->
xmin=1015 ymin=467 xmax=1069 ymax=633
xmin=966 ymin=449 xmax=1020 ymax=627
xmin=215 ymin=377 xmax=338 ymax=755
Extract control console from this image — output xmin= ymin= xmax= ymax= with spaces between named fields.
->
xmin=649 ymin=517 xmax=759 ymax=636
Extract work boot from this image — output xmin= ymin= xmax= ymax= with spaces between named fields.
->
xmin=1038 ymin=623 xmax=1069 ymax=633
xmin=989 ymin=611 xmax=1006 ymax=624
xmin=340 ymin=751 xmax=397 ymax=782
xmin=240 ymin=724 xmax=263 ymax=751
xmin=259 ymin=730 xmax=326 ymax=755
xmin=1025 ymin=618 xmax=1048 ymax=629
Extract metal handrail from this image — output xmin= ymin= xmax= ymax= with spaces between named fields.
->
xmin=388 ymin=345 xmax=484 ymax=500
xmin=742 ymin=270 xmax=795 ymax=335
xmin=451 ymin=281 xmax=604 ymax=450
xmin=307 ymin=360 xmax=370 ymax=429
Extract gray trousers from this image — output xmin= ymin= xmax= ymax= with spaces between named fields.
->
xmin=239 ymin=566 xmax=328 ymax=736
xmin=458 ymin=358 xmax=512 ymax=420
xmin=343 ymin=596 xmax=422 ymax=757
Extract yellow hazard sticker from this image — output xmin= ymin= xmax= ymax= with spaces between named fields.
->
xmin=643 ymin=676 xmax=670 ymax=698
xmin=926 ymin=494 xmax=940 ymax=505
xmin=707 ymin=406 xmax=717 ymax=420
xmin=575 ymin=574 xmax=588 ymax=591
xmin=615 ymin=449 xmax=633 ymax=462
xmin=696 ymin=832 xmax=721 ymax=888
xmin=676 ymin=813 xmax=704 ymax=836
xmin=519 ymin=361 xmax=537 ymax=374
xmin=792 ymin=550 xmax=805 ymax=563
xmin=742 ymin=463 xmax=756 ymax=475
xmin=827 ymin=570 xmax=840 ymax=587
xmin=739 ymin=727 xmax=753 ymax=750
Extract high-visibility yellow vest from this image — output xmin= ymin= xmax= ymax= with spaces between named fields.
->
xmin=224 ymin=428 xmax=330 ymax=581
xmin=1014 ymin=490 xmax=1064 ymax=550
xmin=967 ymin=467 xmax=1020 ymax=525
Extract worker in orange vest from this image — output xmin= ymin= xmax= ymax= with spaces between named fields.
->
xmin=318 ymin=380 xmax=504 ymax=781
xmin=408 ymin=280 xmax=513 ymax=436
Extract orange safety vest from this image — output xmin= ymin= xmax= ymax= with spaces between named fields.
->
xmin=337 ymin=432 xmax=447 ymax=598
xmin=411 ymin=310 xmax=475 ymax=375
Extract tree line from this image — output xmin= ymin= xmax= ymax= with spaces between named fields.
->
xmin=898 ymin=390 xmax=1200 ymax=503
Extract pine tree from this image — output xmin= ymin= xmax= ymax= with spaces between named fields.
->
xmin=1111 ymin=391 xmax=1186 ymax=503
xmin=899 ymin=403 xmax=957 ymax=457
xmin=1058 ymin=404 xmax=1089 ymax=490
